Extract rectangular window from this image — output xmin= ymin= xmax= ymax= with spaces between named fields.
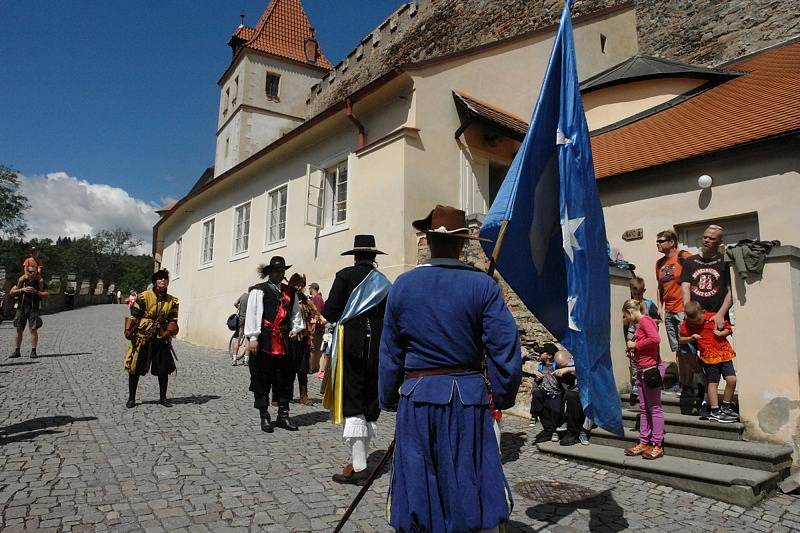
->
xmin=326 ymin=161 xmax=348 ymax=226
xmin=201 ymin=218 xmax=215 ymax=265
xmin=174 ymin=238 xmax=182 ymax=276
xmin=232 ymin=76 xmax=239 ymax=104
xmin=224 ymin=87 xmax=230 ymax=115
xmin=267 ymin=185 xmax=288 ymax=244
xmin=266 ymin=73 xmax=280 ymax=99
xmin=233 ymin=202 xmax=251 ymax=255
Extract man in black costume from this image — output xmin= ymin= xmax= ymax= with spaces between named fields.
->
xmin=324 ymin=235 xmax=388 ymax=484
xmin=244 ymin=256 xmax=302 ymax=432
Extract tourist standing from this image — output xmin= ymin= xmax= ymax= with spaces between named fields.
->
xmin=9 ymin=264 xmax=48 ymax=358
xmin=379 ymin=205 xmax=521 ymax=531
xmin=123 ymin=270 xmax=179 ymax=408
xmin=287 ymin=273 xmax=314 ymax=405
xmin=244 ymin=256 xmax=300 ymax=432
xmin=308 ymin=282 xmax=326 ymax=375
xmin=623 ymin=299 xmax=665 ymax=460
xmin=323 ymin=235 xmax=391 ymax=485
xmin=655 ymin=229 xmax=698 ymax=397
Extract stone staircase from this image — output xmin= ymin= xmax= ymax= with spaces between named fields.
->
xmin=536 ymin=392 xmax=794 ymax=507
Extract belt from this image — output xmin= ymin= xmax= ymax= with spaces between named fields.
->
xmin=405 ymin=366 xmax=479 ymax=379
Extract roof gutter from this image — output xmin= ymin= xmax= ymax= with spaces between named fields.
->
xmin=346 ymin=97 xmax=366 ymax=149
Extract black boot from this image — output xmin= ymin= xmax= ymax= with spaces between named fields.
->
xmin=275 ymin=405 xmax=298 ymax=431
xmin=127 ymin=374 xmax=139 ymax=408
xmin=260 ymin=411 xmax=274 ymax=433
xmin=10 ymin=349 xmax=21 ymax=359
xmin=158 ymin=375 xmax=172 ymax=407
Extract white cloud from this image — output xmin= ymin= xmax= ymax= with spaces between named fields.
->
xmin=19 ymin=172 xmax=160 ymax=254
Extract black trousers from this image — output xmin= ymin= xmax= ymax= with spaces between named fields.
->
xmin=249 ymin=352 xmax=293 ymax=415
xmin=530 ymin=388 xmax=563 ymax=432
xmin=563 ymin=389 xmax=586 ymax=436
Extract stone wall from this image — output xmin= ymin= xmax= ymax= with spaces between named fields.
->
xmin=307 ymin=0 xmax=629 ymax=116
xmin=635 ymin=0 xmax=800 ymax=67
xmin=307 ymin=0 xmax=800 ymax=118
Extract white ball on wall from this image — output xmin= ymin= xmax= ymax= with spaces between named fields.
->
xmin=698 ymin=175 xmax=713 ymax=189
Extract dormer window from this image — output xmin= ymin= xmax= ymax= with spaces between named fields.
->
xmin=266 ymin=73 xmax=280 ymax=100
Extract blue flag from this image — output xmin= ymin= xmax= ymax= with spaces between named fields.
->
xmin=480 ymin=0 xmax=622 ymax=435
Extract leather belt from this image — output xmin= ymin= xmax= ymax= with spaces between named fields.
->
xmin=405 ymin=366 xmax=479 ymax=379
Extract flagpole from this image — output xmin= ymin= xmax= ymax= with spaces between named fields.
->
xmin=486 ymin=219 xmax=509 ymax=277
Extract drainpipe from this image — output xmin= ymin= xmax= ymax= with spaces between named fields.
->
xmin=346 ymin=97 xmax=366 ymax=149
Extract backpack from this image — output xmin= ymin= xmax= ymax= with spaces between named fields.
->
xmin=226 ymin=313 xmax=239 ymax=331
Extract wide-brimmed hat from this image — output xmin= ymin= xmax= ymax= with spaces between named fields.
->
xmin=412 ymin=205 xmax=490 ymax=241
xmin=263 ymin=256 xmax=292 ymax=272
xmin=341 ymin=235 xmax=386 ymax=256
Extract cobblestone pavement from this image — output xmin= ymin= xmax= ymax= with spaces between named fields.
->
xmin=1 ymin=305 xmax=798 ymax=532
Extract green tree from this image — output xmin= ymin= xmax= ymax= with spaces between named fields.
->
xmin=0 ymin=165 xmax=30 ymax=238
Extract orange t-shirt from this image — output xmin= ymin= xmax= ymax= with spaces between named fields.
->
xmin=23 ymin=256 xmax=43 ymax=272
xmin=656 ymin=250 xmax=689 ymax=314
xmin=680 ymin=311 xmax=736 ymax=365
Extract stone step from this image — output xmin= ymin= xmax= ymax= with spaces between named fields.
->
xmin=536 ymin=441 xmax=782 ymax=507
xmin=619 ymin=392 xmax=739 ymax=415
xmin=590 ymin=428 xmax=793 ymax=472
xmin=622 ymin=409 xmax=745 ymax=440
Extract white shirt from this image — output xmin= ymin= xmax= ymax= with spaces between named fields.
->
xmin=244 ymin=284 xmax=304 ymax=342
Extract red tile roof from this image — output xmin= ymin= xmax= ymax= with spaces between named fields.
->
xmin=242 ymin=0 xmax=332 ymax=70
xmin=591 ymin=41 xmax=800 ymax=178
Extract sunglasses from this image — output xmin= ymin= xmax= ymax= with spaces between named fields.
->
xmin=656 ymin=239 xmax=671 ymax=244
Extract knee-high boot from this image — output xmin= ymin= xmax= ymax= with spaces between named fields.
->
xmin=158 ymin=375 xmax=172 ymax=407
xmin=127 ymin=374 xmax=139 ymax=408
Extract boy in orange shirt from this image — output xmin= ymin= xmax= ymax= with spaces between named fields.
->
xmin=679 ymin=301 xmax=737 ymax=423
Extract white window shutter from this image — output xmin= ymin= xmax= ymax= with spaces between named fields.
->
xmin=305 ymin=163 xmax=325 ymax=228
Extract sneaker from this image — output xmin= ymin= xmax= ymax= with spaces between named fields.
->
xmin=9 ymin=350 xmax=21 ymax=359
xmin=663 ymin=384 xmax=682 ymax=395
xmin=642 ymin=445 xmax=664 ymax=460
xmin=579 ymin=431 xmax=590 ymax=446
xmin=556 ymin=423 xmax=567 ymax=432
xmin=721 ymin=406 xmax=740 ymax=422
xmin=709 ymin=408 xmax=737 ymax=423
xmin=550 ymin=432 xmax=559 ymax=442
xmin=698 ymin=401 xmax=710 ymax=420
xmin=529 ymin=417 xmax=538 ymax=428
xmin=29 ymin=349 xmax=38 ymax=358
xmin=624 ymin=442 xmax=650 ymax=456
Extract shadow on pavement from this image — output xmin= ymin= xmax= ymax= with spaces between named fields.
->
xmin=293 ymin=410 xmax=329 ymax=427
xmin=366 ymin=448 xmax=392 ymax=481
xmin=525 ymin=490 xmax=629 ymax=533
xmin=505 ymin=520 xmax=538 ymax=532
xmin=0 ymin=415 xmax=98 ymax=446
xmin=0 ymin=361 xmax=40 ymax=367
xmin=141 ymin=394 xmax=221 ymax=406
xmin=501 ymin=431 xmax=527 ymax=464
xmin=35 ymin=352 xmax=92 ymax=358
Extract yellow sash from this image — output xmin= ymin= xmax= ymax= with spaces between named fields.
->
xmin=322 ymin=323 xmax=345 ymax=424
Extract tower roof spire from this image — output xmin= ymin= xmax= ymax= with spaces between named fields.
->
xmin=236 ymin=0 xmax=331 ymax=70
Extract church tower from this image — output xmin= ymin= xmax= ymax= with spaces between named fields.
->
xmin=214 ymin=0 xmax=331 ymax=176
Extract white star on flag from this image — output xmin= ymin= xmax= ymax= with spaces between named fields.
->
xmin=556 ymin=128 xmax=573 ymax=145
xmin=567 ymin=296 xmax=581 ymax=331
xmin=561 ymin=205 xmax=584 ymax=262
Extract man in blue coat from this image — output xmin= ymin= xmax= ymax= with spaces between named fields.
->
xmin=379 ymin=205 xmax=522 ymax=533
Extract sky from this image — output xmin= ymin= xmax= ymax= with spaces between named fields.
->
xmin=0 ymin=0 xmax=405 ymax=248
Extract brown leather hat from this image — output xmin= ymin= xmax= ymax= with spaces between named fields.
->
xmin=412 ymin=205 xmax=490 ymax=241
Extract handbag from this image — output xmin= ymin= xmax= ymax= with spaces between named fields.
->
xmin=642 ymin=365 xmax=663 ymax=388
xmin=226 ymin=313 xmax=239 ymax=331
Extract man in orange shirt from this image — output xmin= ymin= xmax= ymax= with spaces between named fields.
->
xmin=655 ymin=230 xmax=698 ymax=397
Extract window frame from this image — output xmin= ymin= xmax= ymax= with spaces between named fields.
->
xmin=199 ymin=215 xmax=216 ymax=269
xmin=230 ymin=200 xmax=252 ymax=260
xmin=264 ymin=183 xmax=289 ymax=251
xmin=174 ymin=237 xmax=182 ymax=278
xmin=266 ymin=72 xmax=281 ymax=101
xmin=325 ymin=160 xmax=348 ymax=228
